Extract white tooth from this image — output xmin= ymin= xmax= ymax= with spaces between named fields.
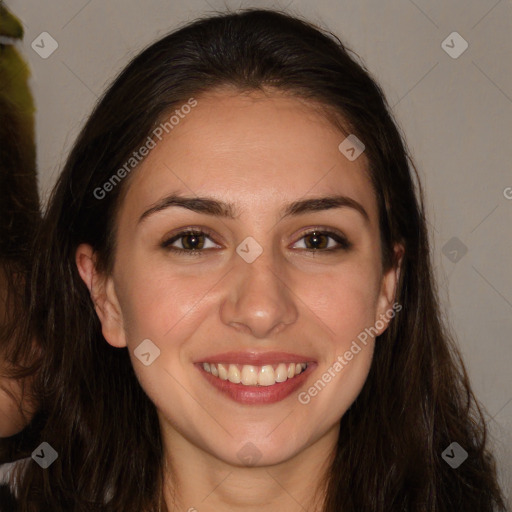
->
xmin=207 ymin=362 xmax=306 ymax=383
xmin=258 ymin=365 xmax=276 ymax=386
xmin=218 ymin=363 xmax=228 ymax=380
xmin=241 ymin=365 xmax=258 ymax=386
xmin=227 ymin=364 xmax=241 ymax=383
xmin=275 ymin=363 xmax=288 ymax=382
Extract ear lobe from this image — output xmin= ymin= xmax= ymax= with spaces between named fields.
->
xmin=374 ymin=243 xmax=404 ymax=335
xmin=75 ymin=244 xmax=127 ymax=348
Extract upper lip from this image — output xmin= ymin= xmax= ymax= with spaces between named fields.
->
xmin=195 ymin=351 xmax=316 ymax=366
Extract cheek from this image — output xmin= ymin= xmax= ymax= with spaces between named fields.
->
xmin=299 ymin=258 xmax=382 ymax=347
xmin=114 ymin=258 xmax=220 ymax=347
xmin=297 ymin=263 xmax=379 ymax=424
xmin=114 ymin=266 xmax=212 ymax=410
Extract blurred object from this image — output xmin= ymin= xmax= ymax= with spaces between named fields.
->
xmin=0 ymin=1 xmax=40 ymax=440
xmin=0 ymin=1 xmax=39 ymax=264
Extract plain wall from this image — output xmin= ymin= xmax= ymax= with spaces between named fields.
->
xmin=5 ymin=0 xmax=512 ymax=504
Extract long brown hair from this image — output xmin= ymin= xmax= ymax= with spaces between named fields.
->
xmin=2 ymin=8 xmax=507 ymax=511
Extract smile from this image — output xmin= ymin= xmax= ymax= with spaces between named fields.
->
xmin=202 ymin=362 xmax=308 ymax=386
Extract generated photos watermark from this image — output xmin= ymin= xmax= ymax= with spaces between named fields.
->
xmin=93 ymin=97 xmax=197 ymax=200
xmin=298 ymin=301 xmax=402 ymax=405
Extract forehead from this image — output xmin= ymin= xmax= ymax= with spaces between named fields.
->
xmin=119 ymin=89 xmax=377 ymax=224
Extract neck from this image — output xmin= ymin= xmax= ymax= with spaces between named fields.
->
xmin=160 ymin=424 xmax=338 ymax=512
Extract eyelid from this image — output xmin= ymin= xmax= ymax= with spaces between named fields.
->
xmin=161 ymin=226 xmax=221 ymax=249
xmin=161 ymin=225 xmax=352 ymax=254
xmin=291 ymin=226 xmax=352 ymax=251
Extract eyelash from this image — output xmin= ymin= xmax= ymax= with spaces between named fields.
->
xmin=161 ymin=227 xmax=352 ymax=257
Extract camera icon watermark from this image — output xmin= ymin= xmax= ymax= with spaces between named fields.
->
xmin=338 ymin=134 xmax=365 ymax=161
xmin=31 ymin=32 xmax=59 ymax=59
xmin=441 ymin=442 xmax=468 ymax=469
xmin=236 ymin=442 xmax=262 ymax=466
xmin=503 ymin=187 xmax=512 ymax=200
xmin=441 ymin=32 xmax=468 ymax=59
xmin=442 ymin=236 xmax=468 ymax=263
xmin=134 ymin=338 xmax=161 ymax=366
xmin=31 ymin=442 xmax=58 ymax=469
xmin=236 ymin=236 xmax=263 ymax=263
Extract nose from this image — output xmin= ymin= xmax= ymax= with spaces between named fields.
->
xmin=219 ymin=248 xmax=299 ymax=339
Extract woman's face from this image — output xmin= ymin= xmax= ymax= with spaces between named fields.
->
xmin=78 ymin=89 xmax=400 ymax=467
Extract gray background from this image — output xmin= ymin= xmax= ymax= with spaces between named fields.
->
xmin=6 ymin=0 xmax=512 ymax=504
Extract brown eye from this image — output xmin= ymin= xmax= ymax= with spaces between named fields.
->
xmin=304 ymin=231 xmax=329 ymax=250
xmin=179 ymin=232 xmax=205 ymax=250
xmin=161 ymin=229 xmax=219 ymax=256
xmin=293 ymin=230 xmax=352 ymax=252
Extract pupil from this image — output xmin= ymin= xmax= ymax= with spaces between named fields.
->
xmin=184 ymin=233 xmax=203 ymax=250
xmin=306 ymin=231 xmax=326 ymax=249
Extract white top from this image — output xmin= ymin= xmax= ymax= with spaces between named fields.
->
xmin=0 ymin=457 xmax=30 ymax=499
xmin=0 ymin=457 xmax=115 ymax=504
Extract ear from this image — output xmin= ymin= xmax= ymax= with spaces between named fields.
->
xmin=75 ymin=244 xmax=127 ymax=348
xmin=374 ymin=243 xmax=404 ymax=336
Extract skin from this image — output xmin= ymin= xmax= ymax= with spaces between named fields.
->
xmin=77 ymin=89 xmax=403 ymax=511
xmin=0 ymin=371 xmax=31 ymax=438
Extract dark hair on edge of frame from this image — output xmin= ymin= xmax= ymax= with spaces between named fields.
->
xmin=0 ymin=93 xmax=41 ymax=450
xmin=0 ymin=7 xmax=507 ymax=512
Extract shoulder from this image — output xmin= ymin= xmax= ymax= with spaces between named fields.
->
xmin=0 ymin=457 xmax=30 ymax=506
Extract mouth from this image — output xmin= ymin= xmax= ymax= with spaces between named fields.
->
xmin=195 ymin=351 xmax=316 ymax=404
xmin=202 ymin=361 xmax=309 ymax=386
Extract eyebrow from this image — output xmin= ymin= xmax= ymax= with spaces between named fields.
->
xmin=138 ymin=193 xmax=370 ymax=225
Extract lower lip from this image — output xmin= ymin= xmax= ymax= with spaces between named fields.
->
xmin=197 ymin=364 xmax=316 ymax=404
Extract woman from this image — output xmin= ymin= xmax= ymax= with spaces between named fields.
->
xmin=0 ymin=1 xmax=40 ymax=442
xmin=1 ymin=8 xmax=507 ymax=511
